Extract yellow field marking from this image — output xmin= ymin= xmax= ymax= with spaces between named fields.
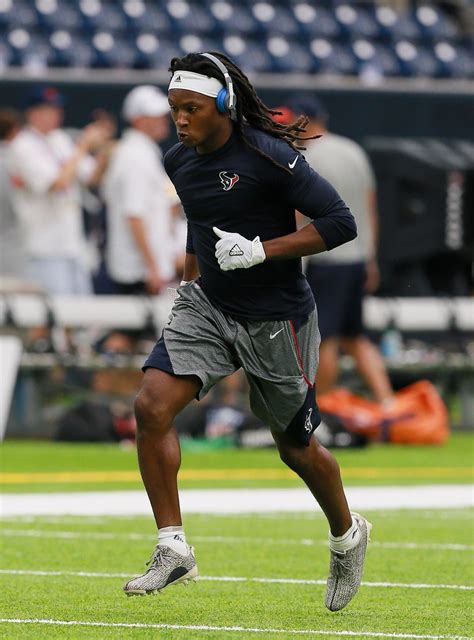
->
xmin=0 ymin=467 xmax=472 ymax=484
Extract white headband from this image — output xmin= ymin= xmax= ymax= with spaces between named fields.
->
xmin=168 ymin=70 xmax=224 ymax=98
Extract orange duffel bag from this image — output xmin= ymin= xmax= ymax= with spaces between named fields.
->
xmin=317 ymin=388 xmax=383 ymax=440
xmin=317 ymin=380 xmax=449 ymax=444
xmin=383 ymin=380 xmax=449 ymax=445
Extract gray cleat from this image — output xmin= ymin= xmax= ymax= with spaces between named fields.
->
xmin=325 ymin=512 xmax=372 ymax=612
xmin=124 ymin=544 xmax=198 ymax=596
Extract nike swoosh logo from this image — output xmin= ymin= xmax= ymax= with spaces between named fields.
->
xmin=270 ymin=329 xmax=284 ymax=340
xmin=288 ymin=156 xmax=299 ymax=169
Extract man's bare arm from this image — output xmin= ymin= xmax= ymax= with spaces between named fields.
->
xmin=182 ymin=253 xmax=200 ymax=281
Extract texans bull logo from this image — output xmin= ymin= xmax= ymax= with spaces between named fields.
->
xmin=219 ymin=171 xmax=239 ymax=191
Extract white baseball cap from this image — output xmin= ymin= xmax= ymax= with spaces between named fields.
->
xmin=122 ymin=85 xmax=169 ymax=121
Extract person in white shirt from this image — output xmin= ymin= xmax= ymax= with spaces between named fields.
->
xmin=8 ymin=86 xmax=111 ymax=295
xmin=103 ymin=85 xmax=179 ymax=295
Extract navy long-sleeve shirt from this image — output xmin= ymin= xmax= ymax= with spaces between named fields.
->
xmin=164 ymin=126 xmax=357 ymax=320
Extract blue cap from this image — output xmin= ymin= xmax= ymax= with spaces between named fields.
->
xmin=287 ymin=95 xmax=328 ymax=122
xmin=23 ymin=86 xmax=66 ymax=109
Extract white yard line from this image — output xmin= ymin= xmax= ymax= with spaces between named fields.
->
xmin=0 ymin=618 xmax=471 ymax=639
xmin=1 ymin=528 xmax=472 ymax=552
xmin=0 ymin=569 xmax=472 ymax=591
xmin=209 ymin=510 xmax=474 ymax=521
xmin=1 ymin=485 xmax=473 ymax=516
xmin=3 ymin=509 xmax=473 ymax=524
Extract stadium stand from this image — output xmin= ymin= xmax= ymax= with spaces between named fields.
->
xmin=0 ymin=0 xmax=471 ymax=78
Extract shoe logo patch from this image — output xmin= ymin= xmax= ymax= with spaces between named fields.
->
xmin=229 ymin=244 xmax=244 ymax=256
xmin=270 ymin=328 xmax=284 ymax=340
xmin=288 ymin=156 xmax=299 ymax=169
xmin=304 ymin=408 xmax=313 ymax=432
xmin=219 ymin=171 xmax=240 ymax=191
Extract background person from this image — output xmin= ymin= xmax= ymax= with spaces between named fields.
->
xmin=287 ymin=96 xmax=395 ymax=405
xmin=102 ymin=85 xmax=181 ymax=296
xmin=7 ymin=86 xmax=111 ymax=295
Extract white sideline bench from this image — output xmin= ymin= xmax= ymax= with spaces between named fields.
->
xmin=0 ymin=294 xmax=473 ymax=332
xmin=362 ymin=297 xmax=474 ymax=332
xmin=0 ymin=291 xmax=176 ymax=332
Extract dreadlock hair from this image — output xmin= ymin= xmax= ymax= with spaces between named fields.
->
xmin=169 ymin=52 xmax=316 ymax=174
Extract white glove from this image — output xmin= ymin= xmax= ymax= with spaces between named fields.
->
xmin=213 ymin=226 xmax=266 ymax=271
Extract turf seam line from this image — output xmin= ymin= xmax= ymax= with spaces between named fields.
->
xmin=1 ymin=529 xmax=472 ymax=551
xmin=1 ymin=466 xmax=472 ymax=483
xmin=0 ymin=618 xmax=471 ymax=639
xmin=4 ymin=510 xmax=472 ymax=523
xmin=1 ymin=569 xmax=472 ymax=590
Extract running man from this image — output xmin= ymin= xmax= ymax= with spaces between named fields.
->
xmin=124 ymin=52 xmax=371 ymax=612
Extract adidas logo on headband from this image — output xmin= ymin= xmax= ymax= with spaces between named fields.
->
xmin=169 ymin=70 xmax=223 ymax=99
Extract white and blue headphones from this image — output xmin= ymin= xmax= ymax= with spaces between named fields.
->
xmin=200 ymin=52 xmax=238 ymax=122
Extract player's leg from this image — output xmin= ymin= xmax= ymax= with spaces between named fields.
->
xmin=124 ymin=368 xmax=201 ymax=596
xmin=272 ymin=425 xmax=371 ymax=612
xmin=242 ymin=309 xmax=371 ymax=611
xmin=125 ymin=282 xmax=238 ymax=596
xmin=134 ymin=368 xmax=202 ymax=529
xmin=272 ymin=428 xmax=351 ymax=534
xmin=240 ymin=309 xmax=351 ymax=531
xmin=241 ymin=309 xmax=351 ymax=530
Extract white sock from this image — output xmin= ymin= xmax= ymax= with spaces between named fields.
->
xmin=158 ymin=526 xmax=188 ymax=555
xmin=329 ymin=516 xmax=361 ymax=554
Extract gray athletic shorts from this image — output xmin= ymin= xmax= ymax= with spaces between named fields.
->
xmin=144 ymin=282 xmax=321 ymax=445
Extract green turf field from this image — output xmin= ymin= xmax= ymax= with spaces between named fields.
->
xmin=1 ymin=436 xmax=473 ymax=639
xmin=1 ymin=510 xmax=473 ymax=639
xmin=0 ymin=432 xmax=472 ymax=492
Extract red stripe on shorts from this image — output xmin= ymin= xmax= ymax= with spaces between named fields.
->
xmin=289 ymin=320 xmax=314 ymax=388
